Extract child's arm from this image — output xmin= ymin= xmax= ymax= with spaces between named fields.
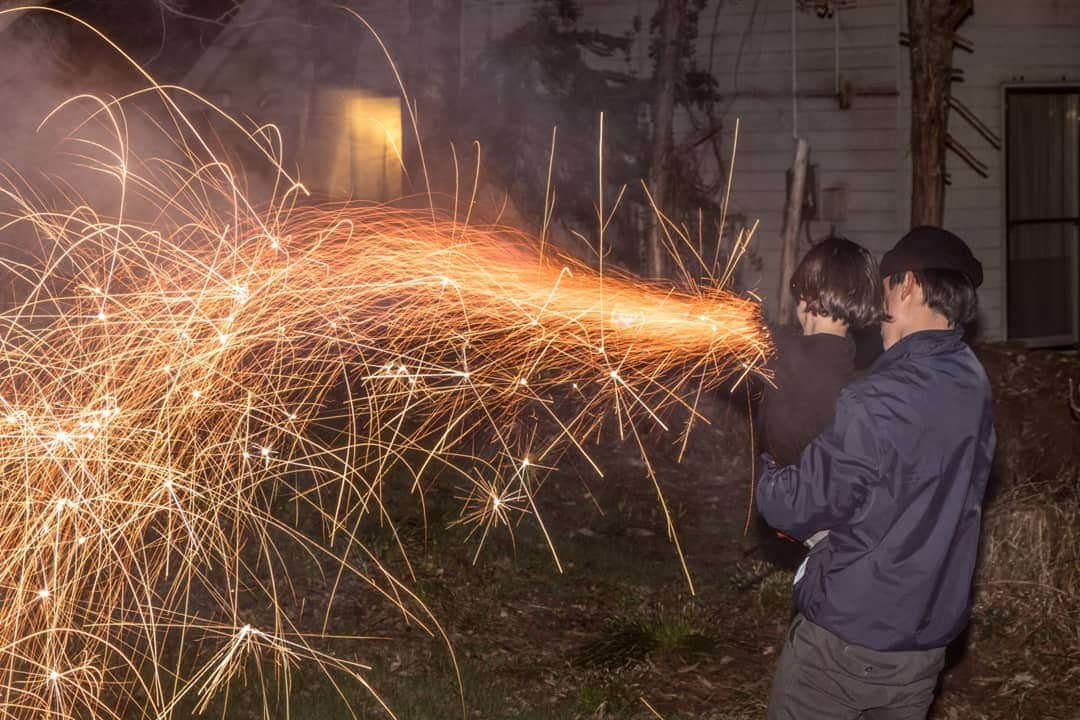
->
xmin=756 ymin=388 xmax=879 ymax=541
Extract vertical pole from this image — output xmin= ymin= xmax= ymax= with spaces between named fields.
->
xmin=778 ymin=138 xmax=811 ymax=324
xmin=791 ymin=0 xmax=798 ymax=139
xmin=646 ymin=0 xmax=685 ymax=279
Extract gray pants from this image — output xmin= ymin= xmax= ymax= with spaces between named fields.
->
xmin=767 ymin=614 xmax=946 ymax=720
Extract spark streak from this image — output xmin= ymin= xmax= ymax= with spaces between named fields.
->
xmin=0 ymin=8 xmax=769 ymax=718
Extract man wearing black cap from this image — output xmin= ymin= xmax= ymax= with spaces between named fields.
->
xmin=755 ymin=226 xmax=996 ymax=719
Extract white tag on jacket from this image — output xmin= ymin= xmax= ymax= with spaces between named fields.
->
xmin=793 ymin=556 xmax=808 ymax=586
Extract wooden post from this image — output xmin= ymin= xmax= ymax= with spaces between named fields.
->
xmin=908 ymin=0 xmax=972 ymax=227
xmin=778 ymin=138 xmax=810 ymax=325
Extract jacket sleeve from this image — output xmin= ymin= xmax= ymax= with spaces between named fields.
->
xmin=755 ymin=388 xmax=879 ymax=541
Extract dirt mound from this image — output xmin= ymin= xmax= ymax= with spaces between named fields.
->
xmin=977 ymin=344 xmax=1080 ymax=498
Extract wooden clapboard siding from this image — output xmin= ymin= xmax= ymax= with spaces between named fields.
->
xmin=679 ymin=0 xmax=904 ymax=318
xmin=450 ymin=0 xmax=1080 ymax=339
xmin=933 ymin=0 xmax=1080 ymax=340
xmin=964 ymin=0 xmax=1080 ymax=26
xmin=735 ymin=169 xmax=897 ymax=192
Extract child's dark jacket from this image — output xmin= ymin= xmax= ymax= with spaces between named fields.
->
xmin=758 ymin=325 xmax=856 ymax=467
xmin=756 ymin=329 xmax=995 ymax=652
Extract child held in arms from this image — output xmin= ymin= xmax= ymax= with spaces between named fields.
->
xmin=758 ymin=237 xmax=884 ymax=546
xmin=755 ymin=227 xmax=994 ymax=719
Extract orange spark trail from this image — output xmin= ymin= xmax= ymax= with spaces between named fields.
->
xmin=0 ymin=200 xmax=768 ymax=718
xmin=0 ymin=9 xmax=769 ymax=718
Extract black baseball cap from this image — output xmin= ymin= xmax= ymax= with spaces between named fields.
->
xmin=879 ymin=225 xmax=983 ymax=288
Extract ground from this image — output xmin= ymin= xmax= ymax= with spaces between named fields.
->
xmin=207 ymin=343 xmax=1080 ymax=720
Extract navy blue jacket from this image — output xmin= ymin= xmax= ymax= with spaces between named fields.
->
xmin=756 ymin=329 xmax=995 ymax=651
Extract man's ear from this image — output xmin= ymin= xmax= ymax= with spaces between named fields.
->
xmin=899 ymin=271 xmax=917 ymax=301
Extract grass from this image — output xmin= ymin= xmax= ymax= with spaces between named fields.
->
xmin=358 ymin=660 xmax=566 ymax=720
xmin=202 ymin=657 xmax=572 ymax=720
xmin=648 ymin=604 xmax=700 ymax=653
xmin=573 ymin=599 xmax=720 ymax=670
xmin=192 ymin=344 xmax=1080 ymax=720
xmin=576 ymin=675 xmax=641 ymax=717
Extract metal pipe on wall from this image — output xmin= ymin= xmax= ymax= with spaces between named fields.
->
xmin=835 ymin=3 xmax=841 ymax=96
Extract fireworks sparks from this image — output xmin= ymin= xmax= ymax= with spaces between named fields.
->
xmin=0 ymin=8 xmax=770 ymax=718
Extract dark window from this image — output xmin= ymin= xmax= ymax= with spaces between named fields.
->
xmin=1005 ymin=88 xmax=1080 ymax=346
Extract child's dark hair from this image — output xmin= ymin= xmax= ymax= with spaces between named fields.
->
xmin=885 ymin=269 xmax=978 ymax=327
xmin=791 ymin=236 xmax=884 ymax=329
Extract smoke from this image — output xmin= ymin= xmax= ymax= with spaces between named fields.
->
xmin=0 ymin=1 xmax=743 ymax=284
xmin=0 ymin=4 xmax=242 ymax=312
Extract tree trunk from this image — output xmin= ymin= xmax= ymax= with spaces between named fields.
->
xmin=908 ymin=0 xmax=972 ymax=227
xmin=778 ymin=138 xmax=810 ymax=325
xmin=646 ymin=0 xmax=686 ymax=279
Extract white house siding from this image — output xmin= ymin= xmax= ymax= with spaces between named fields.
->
xmin=922 ymin=0 xmax=1080 ymax=341
xmin=692 ymin=0 xmax=905 ymax=319
xmin=455 ymin=0 xmax=905 ymax=315
xmin=424 ymin=0 xmax=1080 ymax=340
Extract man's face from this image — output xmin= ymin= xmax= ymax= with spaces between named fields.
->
xmin=881 ymin=275 xmax=906 ymax=350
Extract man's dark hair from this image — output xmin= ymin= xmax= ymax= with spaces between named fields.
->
xmin=886 ymin=269 xmax=978 ymax=327
xmin=791 ymin=236 xmax=884 ymax=329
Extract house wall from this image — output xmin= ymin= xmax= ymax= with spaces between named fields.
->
xmin=456 ymin=0 xmax=909 ymax=324
xmin=691 ymin=0 xmax=906 ymax=321
xmin=191 ymin=0 xmax=1080 ymax=340
xmin=700 ymin=0 xmax=1080 ymax=341
xmin=184 ymin=0 xmax=409 ymax=199
xmin=453 ymin=0 xmax=1080 ymax=342
xmin=927 ymin=0 xmax=1080 ymax=341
